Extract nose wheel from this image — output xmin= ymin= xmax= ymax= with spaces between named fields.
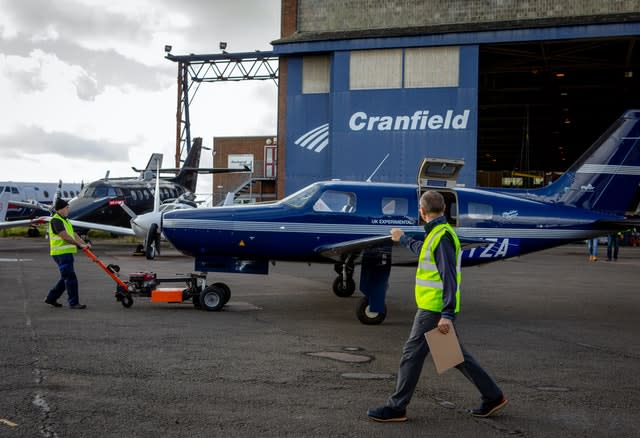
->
xmin=332 ymin=276 xmax=356 ymax=297
xmin=333 ymin=261 xmax=356 ymax=297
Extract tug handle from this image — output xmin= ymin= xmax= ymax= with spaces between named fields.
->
xmin=83 ymin=247 xmax=129 ymax=289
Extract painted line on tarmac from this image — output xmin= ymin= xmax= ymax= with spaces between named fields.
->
xmin=0 ymin=418 xmax=18 ymax=427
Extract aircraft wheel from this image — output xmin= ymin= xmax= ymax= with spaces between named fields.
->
xmin=121 ymin=296 xmax=134 ymax=308
xmin=332 ymin=276 xmax=356 ymax=297
xmin=27 ymin=227 xmax=40 ymax=237
xmin=356 ymin=297 xmax=386 ymax=325
xmin=200 ymin=285 xmax=225 ymax=311
xmin=213 ymin=282 xmax=231 ymax=305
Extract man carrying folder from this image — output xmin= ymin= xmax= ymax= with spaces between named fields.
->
xmin=367 ymin=190 xmax=508 ymax=423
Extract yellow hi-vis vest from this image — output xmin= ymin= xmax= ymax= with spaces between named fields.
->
xmin=49 ymin=213 xmax=78 ymax=256
xmin=415 ymin=222 xmax=462 ymax=313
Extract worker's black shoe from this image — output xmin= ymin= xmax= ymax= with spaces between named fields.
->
xmin=469 ymin=397 xmax=508 ymax=418
xmin=69 ymin=304 xmax=87 ymax=309
xmin=367 ymin=406 xmax=407 ymax=422
xmin=44 ymin=299 xmax=62 ymax=308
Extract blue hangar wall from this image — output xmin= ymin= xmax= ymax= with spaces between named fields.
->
xmin=282 ymin=46 xmax=479 ymax=194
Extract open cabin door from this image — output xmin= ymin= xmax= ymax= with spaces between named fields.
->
xmin=417 ymin=157 xmax=464 ymax=226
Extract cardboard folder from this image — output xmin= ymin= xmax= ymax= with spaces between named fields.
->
xmin=425 ymin=326 xmax=464 ymax=374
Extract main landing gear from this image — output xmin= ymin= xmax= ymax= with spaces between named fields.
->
xmin=356 ymin=297 xmax=387 ymax=325
xmin=332 ymin=260 xmax=387 ymax=325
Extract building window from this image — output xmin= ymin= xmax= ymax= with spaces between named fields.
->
xmin=405 ymin=46 xmax=459 ymax=88
xmin=349 ymin=46 xmax=459 ymax=90
xmin=350 ymin=49 xmax=403 ymax=90
xmin=302 ymin=54 xmax=330 ymax=94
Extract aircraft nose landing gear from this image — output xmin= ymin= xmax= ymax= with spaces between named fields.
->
xmin=333 ymin=261 xmax=356 ymax=297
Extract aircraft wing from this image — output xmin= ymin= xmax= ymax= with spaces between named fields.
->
xmin=0 ymin=216 xmax=135 ymax=237
xmin=69 ymin=219 xmax=135 ymax=236
xmin=0 ymin=217 xmax=48 ymax=230
xmin=315 ymin=235 xmax=394 ymax=262
xmin=151 ymin=166 xmax=251 ymax=174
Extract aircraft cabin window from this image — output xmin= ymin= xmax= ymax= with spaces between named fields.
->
xmin=382 ymin=197 xmax=409 ymax=215
xmin=468 ymin=202 xmax=493 ymax=220
xmin=313 ymin=190 xmax=356 ymax=213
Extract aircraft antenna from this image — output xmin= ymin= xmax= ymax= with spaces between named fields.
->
xmin=366 ymin=153 xmax=390 ymax=182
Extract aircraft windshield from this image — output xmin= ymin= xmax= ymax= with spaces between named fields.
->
xmin=281 ymin=184 xmax=320 ymax=208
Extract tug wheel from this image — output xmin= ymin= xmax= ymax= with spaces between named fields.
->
xmin=213 ymin=282 xmax=231 ymax=305
xmin=121 ymin=296 xmax=134 ymax=308
xmin=200 ymin=285 xmax=225 ymax=311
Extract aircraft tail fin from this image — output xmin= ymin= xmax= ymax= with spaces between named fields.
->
xmin=172 ymin=137 xmax=203 ymax=193
xmin=145 ymin=154 xmax=164 ymax=173
xmin=532 ymin=110 xmax=640 ymax=216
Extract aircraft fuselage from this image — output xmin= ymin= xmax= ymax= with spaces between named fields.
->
xmin=162 ymin=180 xmax=620 ymax=270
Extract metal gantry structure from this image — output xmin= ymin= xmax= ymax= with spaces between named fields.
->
xmin=165 ymin=51 xmax=279 ymax=167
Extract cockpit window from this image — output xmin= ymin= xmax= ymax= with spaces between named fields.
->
xmin=313 ymin=190 xmax=356 ymax=213
xmin=281 ymin=184 xmax=320 ymax=208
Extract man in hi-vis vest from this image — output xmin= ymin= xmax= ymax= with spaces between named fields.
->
xmin=44 ymin=198 xmax=91 ymax=309
xmin=367 ymin=190 xmax=507 ymax=423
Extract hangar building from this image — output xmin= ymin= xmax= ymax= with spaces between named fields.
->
xmin=271 ymin=0 xmax=640 ymax=198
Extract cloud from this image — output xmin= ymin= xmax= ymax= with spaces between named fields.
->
xmin=0 ymin=125 xmax=133 ymax=161
xmin=0 ymin=0 xmax=281 ymax=187
xmin=0 ymin=0 xmax=176 ymax=94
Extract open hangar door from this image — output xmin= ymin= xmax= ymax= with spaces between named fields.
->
xmin=477 ymin=36 xmax=639 ymax=186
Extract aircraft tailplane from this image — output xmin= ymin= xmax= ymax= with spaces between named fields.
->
xmin=531 ymin=110 xmax=640 ymax=216
xmin=172 ymin=137 xmax=203 ymax=193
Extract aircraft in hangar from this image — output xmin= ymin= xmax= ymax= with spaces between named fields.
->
xmin=160 ymin=110 xmax=640 ymax=324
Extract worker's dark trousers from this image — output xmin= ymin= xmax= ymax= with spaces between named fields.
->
xmin=47 ymin=253 xmax=80 ymax=306
xmin=386 ymin=309 xmax=503 ymax=411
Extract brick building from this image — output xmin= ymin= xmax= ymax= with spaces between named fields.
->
xmin=211 ymin=136 xmax=277 ymax=205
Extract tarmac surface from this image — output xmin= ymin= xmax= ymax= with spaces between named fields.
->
xmin=0 ymin=237 xmax=639 ymax=437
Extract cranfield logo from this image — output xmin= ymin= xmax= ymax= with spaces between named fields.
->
xmin=295 ymin=109 xmax=471 ymax=153
xmin=294 ymin=123 xmax=329 ymax=153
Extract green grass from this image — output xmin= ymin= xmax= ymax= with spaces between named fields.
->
xmin=0 ymin=225 xmax=136 ymax=241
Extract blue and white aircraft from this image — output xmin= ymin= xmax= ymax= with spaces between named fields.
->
xmin=161 ymin=110 xmax=640 ymax=324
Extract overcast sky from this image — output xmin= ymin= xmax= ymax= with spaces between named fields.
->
xmin=0 ymin=0 xmax=280 ymax=197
